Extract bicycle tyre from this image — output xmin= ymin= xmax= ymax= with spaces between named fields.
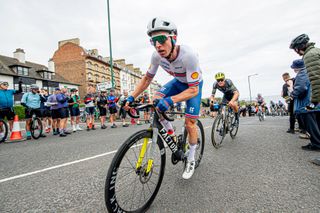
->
xmin=229 ymin=116 xmax=239 ymax=139
xmin=31 ymin=117 xmax=43 ymax=139
xmin=183 ymin=119 xmax=205 ymax=168
xmin=105 ymin=129 xmax=166 ymax=213
xmin=0 ymin=119 xmax=8 ymax=143
xmin=211 ymin=114 xmax=225 ymax=149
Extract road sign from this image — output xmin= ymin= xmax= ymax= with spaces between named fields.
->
xmin=96 ymin=82 xmax=112 ymax=91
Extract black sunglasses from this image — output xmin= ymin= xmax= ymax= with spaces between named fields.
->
xmin=217 ymin=79 xmax=225 ymax=82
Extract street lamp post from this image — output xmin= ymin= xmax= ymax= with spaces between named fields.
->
xmin=248 ymin=73 xmax=258 ymax=103
xmin=106 ymin=0 xmax=114 ymax=89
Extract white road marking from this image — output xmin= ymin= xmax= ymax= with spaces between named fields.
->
xmin=0 ymin=126 xmax=212 ymax=184
xmin=0 ymin=150 xmax=117 ymax=184
xmin=0 ymin=142 xmax=146 ymax=184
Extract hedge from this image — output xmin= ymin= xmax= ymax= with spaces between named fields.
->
xmin=13 ymin=105 xmax=25 ymax=120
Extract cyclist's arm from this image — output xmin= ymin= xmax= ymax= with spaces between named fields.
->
xmin=131 ymin=53 xmax=159 ymax=99
xmin=171 ymin=86 xmax=198 ymax=103
xmin=231 ymin=91 xmax=239 ymax=102
xmin=170 ymin=52 xmax=200 ymax=103
xmin=20 ymin=93 xmax=28 ymax=108
xmin=131 ymin=75 xmax=153 ymax=99
xmin=210 ymin=83 xmax=217 ymax=104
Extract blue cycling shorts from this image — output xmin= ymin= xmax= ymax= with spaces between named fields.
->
xmin=155 ymin=79 xmax=203 ymax=119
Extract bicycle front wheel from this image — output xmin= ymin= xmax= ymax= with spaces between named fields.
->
xmin=31 ymin=118 xmax=43 ymax=139
xmin=183 ymin=119 xmax=205 ymax=168
xmin=229 ymin=115 xmax=239 ymax=139
xmin=0 ymin=119 xmax=8 ymax=143
xmin=211 ymin=115 xmax=225 ymax=149
xmin=105 ymin=129 xmax=166 ymax=213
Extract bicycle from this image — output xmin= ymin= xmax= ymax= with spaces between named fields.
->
xmin=80 ymin=107 xmax=101 ymax=123
xmin=211 ymin=103 xmax=239 ymax=149
xmin=27 ymin=109 xmax=43 ymax=139
xmin=0 ymin=119 xmax=9 ymax=143
xmin=257 ymin=105 xmax=265 ymax=122
xmin=104 ymin=103 xmax=205 ymax=212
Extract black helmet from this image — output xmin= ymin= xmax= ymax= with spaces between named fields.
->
xmin=290 ymin=34 xmax=309 ymax=50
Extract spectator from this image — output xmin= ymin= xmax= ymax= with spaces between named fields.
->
xmin=0 ymin=80 xmax=22 ymax=134
xmin=107 ymin=88 xmax=119 ymax=128
xmin=118 ymin=90 xmax=129 ymax=127
xmin=21 ymin=84 xmax=46 ymax=140
xmin=281 ymin=73 xmax=295 ymax=133
xmin=84 ymin=84 xmax=96 ymax=131
xmin=97 ymin=90 xmax=108 ymax=129
xmin=68 ymin=88 xmax=82 ymax=132
xmin=140 ymin=90 xmax=151 ymax=123
xmin=48 ymin=88 xmax=60 ymax=135
xmin=40 ymin=88 xmax=52 ymax=134
xmin=289 ymin=59 xmax=320 ymax=150
xmin=290 ymin=34 xmax=320 ymax=152
xmin=56 ymin=87 xmax=71 ymax=137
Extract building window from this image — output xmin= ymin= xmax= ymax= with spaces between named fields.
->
xmin=106 ymin=68 xmax=111 ymax=75
xmin=16 ymin=66 xmax=29 ymax=76
xmin=102 ymin=76 xmax=106 ymax=82
xmin=95 ymin=64 xmax=99 ymax=71
xmin=15 ymin=83 xmax=30 ymax=93
xmin=87 ymin=62 xmax=93 ymax=70
xmin=43 ymin=72 xmax=52 ymax=80
xmin=88 ymin=72 xmax=92 ymax=80
xmin=95 ymin=74 xmax=99 ymax=82
xmin=102 ymin=66 xmax=106 ymax=73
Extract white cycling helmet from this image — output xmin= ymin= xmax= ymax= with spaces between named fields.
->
xmin=147 ymin=17 xmax=177 ymax=36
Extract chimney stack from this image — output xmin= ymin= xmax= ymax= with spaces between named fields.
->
xmin=13 ymin=48 xmax=25 ymax=63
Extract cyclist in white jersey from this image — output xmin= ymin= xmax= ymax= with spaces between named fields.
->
xmin=125 ymin=17 xmax=203 ymax=179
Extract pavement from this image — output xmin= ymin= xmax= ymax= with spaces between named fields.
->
xmin=1 ymin=116 xmax=320 ymax=212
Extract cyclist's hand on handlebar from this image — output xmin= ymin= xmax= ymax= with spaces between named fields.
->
xmin=155 ymin=97 xmax=174 ymax=112
xmin=123 ymin=96 xmax=134 ymax=111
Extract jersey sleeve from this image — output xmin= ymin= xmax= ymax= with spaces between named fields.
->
xmin=146 ymin=52 xmax=160 ymax=79
xmin=227 ymin=80 xmax=238 ymax=92
xmin=21 ymin=93 xmax=27 ymax=103
xmin=211 ymin=82 xmax=217 ymax=96
xmin=184 ymin=53 xmax=201 ymax=87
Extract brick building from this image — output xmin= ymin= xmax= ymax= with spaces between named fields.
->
xmin=52 ymin=38 xmax=121 ymax=98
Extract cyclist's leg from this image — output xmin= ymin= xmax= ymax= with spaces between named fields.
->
xmin=7 ymin=108 xmax=15 ymax=131
xmin=185 ymin=81 xmax=203 ymax=146
xmin=183 ymin=81 xmax=202 ymax=179
xmin=153 ymin=79 xmax=182 ymax=100
xmin=25 ymin=109 xmax=33 ymax=138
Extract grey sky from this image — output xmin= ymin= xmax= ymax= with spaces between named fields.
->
xmin=1 ymin=0 xmax=319 ymax=99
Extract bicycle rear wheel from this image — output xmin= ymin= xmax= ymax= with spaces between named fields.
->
xmin=31 ymin=118 xmax=43 ymax=139
xmin=0 ymin=119 xmax=8 ymax=143
xmin=211 ymin=115 xmax=225 ymax=149
xmin=229 ymin=115 xmax=239 ymax=139
xmin=183 ymin=119 xmax=205 ymax=168
xmin=105 ymin=129 xmax=166 ymax=213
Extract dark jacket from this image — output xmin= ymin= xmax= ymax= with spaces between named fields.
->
xmin=303 ymin=43 xmax=320 ymax=103
xmin=291 ymin=68 xmax=311 ymax=114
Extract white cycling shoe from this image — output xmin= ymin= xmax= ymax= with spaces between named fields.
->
xmin=182 ymin=160 xmax=195 ymax=180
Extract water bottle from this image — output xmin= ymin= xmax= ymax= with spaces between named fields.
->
xmin=160 ymin=119 xmax=175 ymax=135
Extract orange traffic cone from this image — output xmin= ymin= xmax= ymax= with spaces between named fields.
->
xmin=9 ymin=115 xmax=25 ymax=142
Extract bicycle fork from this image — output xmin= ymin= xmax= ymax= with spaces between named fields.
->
xmin=136 ymin=128 xmax=159 ymax=174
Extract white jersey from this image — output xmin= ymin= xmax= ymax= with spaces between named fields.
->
xmin=146 ymin=45 xmax=202 ymax=87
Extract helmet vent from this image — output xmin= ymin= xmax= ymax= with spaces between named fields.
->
xmin=163 ymin=21 xmax=170 ymax=26
xmin=152 ymin=18 xmax=156 ymax=28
